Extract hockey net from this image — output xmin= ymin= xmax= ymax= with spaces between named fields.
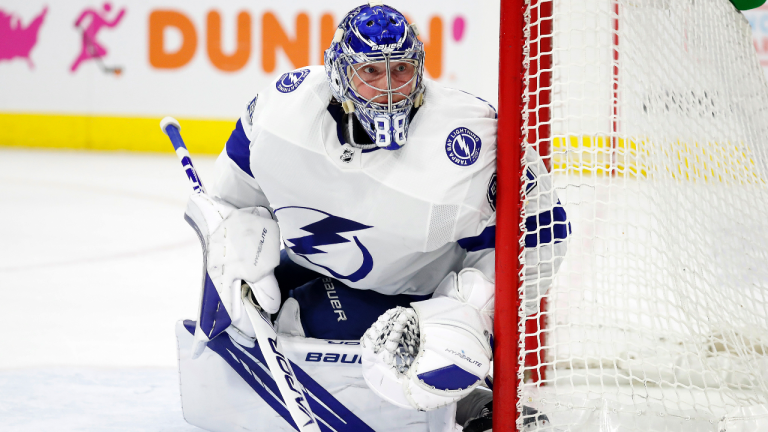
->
xmin=496 ymin=0 xmax=768 ymax=430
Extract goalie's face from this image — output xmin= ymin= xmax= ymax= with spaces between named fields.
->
xmin=324 ymin=4 xmax=425 ymax=150
xmin=350 ymin=60 xmax=417 ymax=106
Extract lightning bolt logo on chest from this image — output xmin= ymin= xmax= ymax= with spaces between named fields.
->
xmin=286 ymin=216 xmax=372 ymax=255
xmin=275 ymin=207 xmax=375 ymax=283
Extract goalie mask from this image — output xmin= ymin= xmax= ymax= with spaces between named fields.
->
xmin=324 ymin=2 xmax=426 ymax=150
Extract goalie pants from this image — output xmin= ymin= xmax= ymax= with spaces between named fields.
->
xmin=273 ymin=250 xmax=430 ymax=340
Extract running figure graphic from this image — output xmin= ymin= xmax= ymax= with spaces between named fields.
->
xmin=70 ymin=2 xmax=125 ymax=73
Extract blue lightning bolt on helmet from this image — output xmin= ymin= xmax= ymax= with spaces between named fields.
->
xmin=324 ymin=2 xmax=425 ymax=150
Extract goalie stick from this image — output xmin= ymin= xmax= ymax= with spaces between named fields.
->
xmin=160 ymin=117 xmax=321 ymax=432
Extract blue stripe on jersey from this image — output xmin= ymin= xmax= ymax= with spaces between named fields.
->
xmin=458 ymin=225 xmax=496 ymax=252
xmin=524 ymin=203 xmax=570 ymax=248
xmin=225 ymin=119 xmax=253 ymax=178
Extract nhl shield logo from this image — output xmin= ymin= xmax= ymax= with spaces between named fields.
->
xmin=340 ymin=148 xmax=355 ymax=163
xmin=276 ymin=69 xmax=310 ymax=93
xmin=446 ymin=127 xmax=482 ymax=166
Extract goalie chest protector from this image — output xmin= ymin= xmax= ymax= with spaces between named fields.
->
xmin=239 ymin=66 xmax=497 ymax=296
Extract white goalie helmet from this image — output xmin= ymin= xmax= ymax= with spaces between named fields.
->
xmin=324 ymin=2 xmax=426 ymax=150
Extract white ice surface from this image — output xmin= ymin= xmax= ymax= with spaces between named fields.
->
xmin=0 ymin=368 xmax=197 ymax=431
xmin=0 ymin=148 xmax=214 ymax=430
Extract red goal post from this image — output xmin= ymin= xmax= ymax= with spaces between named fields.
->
xmin=495 ymin=0 xmax=551 ymax=429
xmin=494 ymin=0 xmax=526 ymax=428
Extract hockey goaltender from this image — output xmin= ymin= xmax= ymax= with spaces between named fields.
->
xmin=172 ymin=2 xmax=568 ymax=431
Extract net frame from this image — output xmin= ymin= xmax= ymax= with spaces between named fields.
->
xmin=496 ymin=0 xmax=768 ymax=430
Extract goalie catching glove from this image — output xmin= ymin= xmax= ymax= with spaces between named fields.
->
xmin=361 ymin=268 xmax=494 ymax=411
xmin=184 ymin=193 xmax=281 ymax=358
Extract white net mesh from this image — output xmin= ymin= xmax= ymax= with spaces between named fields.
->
xmin=519 ymin=0 xmax=768 ymax=430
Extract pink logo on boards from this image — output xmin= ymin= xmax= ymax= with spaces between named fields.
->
xmin=0 ymin=7 xmax=48 ymax=68
xmin=71 ymin=2 xmax=125 ymax=74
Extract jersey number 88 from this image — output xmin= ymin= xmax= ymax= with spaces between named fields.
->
xmin=375 ymin=113 xmax=407 ymax=148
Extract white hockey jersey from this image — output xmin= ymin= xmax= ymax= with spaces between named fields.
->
xmin=211 ymin=66 xmax=564 ymax=297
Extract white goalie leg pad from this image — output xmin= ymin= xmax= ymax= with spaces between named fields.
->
xmin=361 ymin=269 xmax=494 ymax=411
xmin=176 ymin=320 xmax=457 ymax=432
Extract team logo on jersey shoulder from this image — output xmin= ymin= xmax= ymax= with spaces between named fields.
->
xmin=487 ymin=173 xmax=497 ymax=211
xmin=276 ymin=69 xmax=311 ymax=93
xmin=246 ymin=95 xmax=258 ymax=122
xmin=446 ymin=127 xmax=482 ymax=166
